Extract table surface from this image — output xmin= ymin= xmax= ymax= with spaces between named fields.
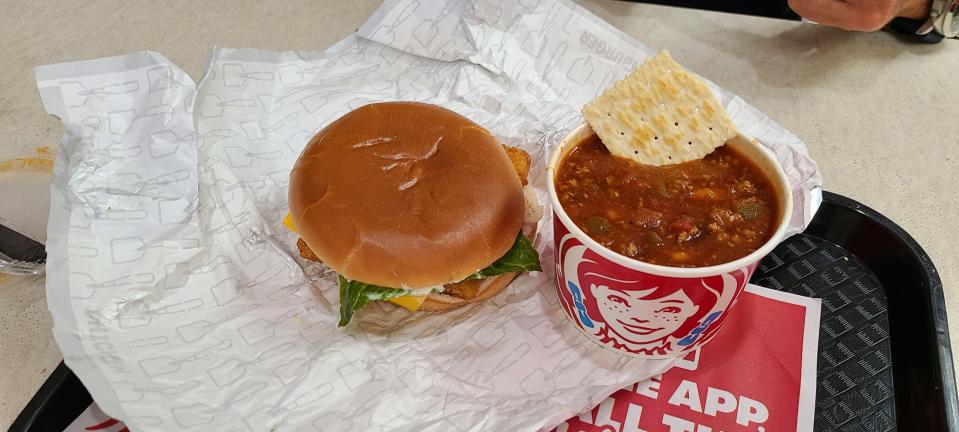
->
xmin=2 ymin=0 xmax=957 ymax=428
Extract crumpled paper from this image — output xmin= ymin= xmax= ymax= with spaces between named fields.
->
xmin=36 ymin=0 xmax=822 ymax=430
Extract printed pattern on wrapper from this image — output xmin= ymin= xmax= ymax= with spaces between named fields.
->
xmin=35 ymin=0 xmax=822 ymax=431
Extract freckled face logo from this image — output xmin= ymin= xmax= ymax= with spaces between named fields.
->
xmin=594 ymin=285 xmax=699 ymax=345
xmin=554 ymin=215 xmax=750 ymax=356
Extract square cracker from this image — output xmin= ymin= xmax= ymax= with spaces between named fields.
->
xmin=582 ymin=51 xmax=737 ymax=166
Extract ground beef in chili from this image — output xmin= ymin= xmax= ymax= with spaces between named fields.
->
xmin=556 ymin=133 xmax=778 ymax=268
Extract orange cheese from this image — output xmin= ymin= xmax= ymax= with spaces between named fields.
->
xmin=388 ymin=294 xmax=428 ymax=311
xmin=282 ymin=213 xmax=298 ymax=233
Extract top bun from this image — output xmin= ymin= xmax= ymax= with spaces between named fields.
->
xmin=289 ymin=102 xmax=525 ymax=288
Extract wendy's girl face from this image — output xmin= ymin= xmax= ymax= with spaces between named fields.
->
xmin=592 ymin=284 xmax=699 ymax=344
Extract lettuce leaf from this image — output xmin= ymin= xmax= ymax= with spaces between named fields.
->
xmin=338 ymin=276 xmax=409 ymax=327
xmin=337 ymin=233 xmax=541 ymax=326
xmin=465 ymin=233 xmax=542 ymax=280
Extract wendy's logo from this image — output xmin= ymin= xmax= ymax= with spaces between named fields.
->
xmin=556 ymin=231 xmax=748 ymax=357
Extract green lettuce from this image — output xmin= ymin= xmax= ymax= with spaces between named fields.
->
xmin=338 ymin=232 xmax=541 ymax=326
xmin=464 ymin=232 xmax=542 ymax=280
xmin=338 ymin=276 xmax=410 ymax=327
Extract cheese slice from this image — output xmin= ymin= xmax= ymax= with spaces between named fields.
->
xmin=389 ymin=295 xmax=429 ymax=311
xmin=285 ymin=212 xmax=428 ymax=311
xmin=282 ymin=213 xmax=298 ymax=233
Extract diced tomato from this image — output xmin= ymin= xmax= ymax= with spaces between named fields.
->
xmin=670 ymin=216 xmax=696 ymax=233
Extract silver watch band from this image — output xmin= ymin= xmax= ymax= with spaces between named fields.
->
xmin=918 ymin=18 xmax=938 ymax=35
xmin=930 ymin=0 xmax=959 ymax=38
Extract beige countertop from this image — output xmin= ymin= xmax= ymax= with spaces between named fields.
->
xmin=2 ymin=0 xmax=957 ymax=428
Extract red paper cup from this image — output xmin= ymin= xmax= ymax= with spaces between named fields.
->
xmin=547 ymin=123 xmax=793 ymax=359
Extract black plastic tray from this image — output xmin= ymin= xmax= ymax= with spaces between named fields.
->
xmin=806 ymin=192 xmax=958 ymax=431
xmin=753 ymin=192 xmax=958 ymax=431
xmin=7 ymin=192 xmax=958 ymax=432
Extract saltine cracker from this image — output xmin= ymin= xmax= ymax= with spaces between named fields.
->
xmin=582 ymin=51 xmax=737 ymax=166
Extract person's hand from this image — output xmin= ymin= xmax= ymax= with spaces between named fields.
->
xmin=787 ymin=0 xmax=932 ymax=31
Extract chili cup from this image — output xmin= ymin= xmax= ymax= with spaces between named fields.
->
xmin=547 ymin=123 xmax=793 ymax=359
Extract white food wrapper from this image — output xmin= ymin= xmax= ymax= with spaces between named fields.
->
xmin=36 ymin=0 xmax=822 ymax=430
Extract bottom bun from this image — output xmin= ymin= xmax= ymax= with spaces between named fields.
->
xmin=418 ymin=272 xmax=520 ymax=312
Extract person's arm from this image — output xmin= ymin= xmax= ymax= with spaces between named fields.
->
xmin=787 ymin=0 xmax=932 ymax=31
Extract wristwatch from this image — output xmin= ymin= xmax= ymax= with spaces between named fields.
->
xmin=887 ymin=0 xmax=959 ymax=43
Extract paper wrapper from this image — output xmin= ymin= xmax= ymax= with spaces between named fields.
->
xmin=35 ymin=0 xmax=822 ymax=430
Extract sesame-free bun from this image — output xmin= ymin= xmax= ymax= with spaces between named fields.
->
xmin=289 ymin=102 xmax=525 ymax=289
